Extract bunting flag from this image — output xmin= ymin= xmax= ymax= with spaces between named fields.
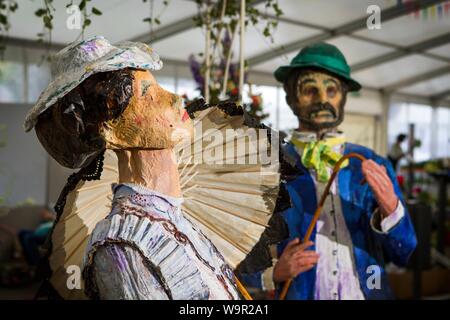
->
xmin=387 ymin=0 xmax=450 ymax=20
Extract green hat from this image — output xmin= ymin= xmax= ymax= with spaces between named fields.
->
xmin=274 ymin=42 xmax=361 ymax=92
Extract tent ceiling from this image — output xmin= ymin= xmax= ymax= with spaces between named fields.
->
xmin=5 ymin=0 xmax=450 ymax=104
xmin=153 ymin=20 xmax=321 ymax=61
xmin=400 ymin=73 xmax=450 ymax=96
xmin=354 ymin=13 xmax=450 ymax=46
xmin=353 ymin=55 xmax=447 ymax=88
xmin=327 ymin=36 xmax=396 ymax=66
xmin=428 ymin=43 xmax=450 ymax=59
xmin=264 ymin=0 xmax=395 ymax=29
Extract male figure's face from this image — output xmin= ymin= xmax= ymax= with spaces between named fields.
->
xmin=287 ymin=70 xmax=347 ymax=133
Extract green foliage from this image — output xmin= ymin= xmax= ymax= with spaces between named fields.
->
xmin=194 ymin=0 xmax=283 ymax=44
xmin=35 ymin=0 xmax=55 ymax=44
xmin=1 ymin=0 xmax=282 ymax=59
xmin=0 ymin=0 xmax=18 ymax=58
xmin=142 ymin=0 xmax=170 ymax=35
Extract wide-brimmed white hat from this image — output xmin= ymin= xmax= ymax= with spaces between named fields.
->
xmin=24 ymin=36 xmax=163 ymax=132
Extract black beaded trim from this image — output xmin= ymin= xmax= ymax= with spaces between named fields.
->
xmin=186 ymin=98 xmax=244 ymax=118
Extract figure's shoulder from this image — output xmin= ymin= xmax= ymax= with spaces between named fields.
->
xmin=344 ymin=142 xmax=389 ymax=165
xmin=281 ymin=140 xmax=298 ymax=163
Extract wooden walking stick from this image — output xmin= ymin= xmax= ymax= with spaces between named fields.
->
xmin=278 ymin=152 xmax=367 ymax=300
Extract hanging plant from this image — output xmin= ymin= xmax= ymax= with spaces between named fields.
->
xmin=193 ymin=0 xmax=283 ymax=45
xmin=0 ymin=0 xmax=18 ymax=58
xmin=75 ymin=0 xmax=103 ymax=40
xmin=0 ymin=0 xmax=103 ymax=58
xmin=35 ymin=0 xmax=103 ymax=51
xmin=188 ymin=0 xmax=282 ymax=107
xmin=142 ymin=0 xmax=170 ymax=41
xmin=34 ymin=0 xmax=55 ymax=48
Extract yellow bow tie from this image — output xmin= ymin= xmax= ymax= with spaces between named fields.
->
xmin=291 ymin=135 xmax=348 ymax=183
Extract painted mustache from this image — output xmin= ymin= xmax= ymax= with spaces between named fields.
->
xmin=306 ymin=103 xmax=337 ymax=120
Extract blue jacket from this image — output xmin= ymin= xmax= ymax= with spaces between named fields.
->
xmin=241 ymin=142 xmax=417 ymax=299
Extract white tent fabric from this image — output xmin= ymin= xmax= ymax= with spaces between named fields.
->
xmin=5 ymin=0 xmax=450 ymax=102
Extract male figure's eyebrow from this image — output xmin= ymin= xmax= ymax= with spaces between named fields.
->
xmin=299 ymin=78 xmax=316 ymax=85
xmin=324 ymin=78 xmax=339 ymax=86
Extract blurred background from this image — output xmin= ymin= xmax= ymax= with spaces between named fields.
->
xmin=0 ymin=0 xmax=449 ymax=299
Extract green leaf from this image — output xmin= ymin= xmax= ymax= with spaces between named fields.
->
xmin=79 ymin=0 xmax=86 ymax=11
xmin=154 ymin=18 xmax=160 ymax=24
xmin=84 ymin=18 xmax=91 ymax=27
xmin=273 ymin=3 xmax=283 ymax=17
xmin=91 ymin=7 xmax=102 ymax=15
xmin=35 ymin=9 xmax=46 ymax=17
xmin=10 ymin=2 xmax=18 ymax=12
xmin=43 ymin=16 xmax=52 ymax=29
xmin=143 ymin=17 xmax=152 ymax=23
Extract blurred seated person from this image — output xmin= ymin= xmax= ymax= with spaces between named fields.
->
xmin=0 ymin=207 xmax=55 ymax=266
xmin=18 ymin=207 xmax=55 ymax=266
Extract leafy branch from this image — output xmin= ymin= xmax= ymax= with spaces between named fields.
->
xmin=0 ymin=0 xmax=18 ymax=58
xmin=190 ymin=0 xmax=283 ymax=102
xmin=75 ymin=0 xmax=102 ymax=40
xmin=142 ymin=0 xmax=169 ymax=26
xmin=34 ymin=0 xmax=55 ymax=46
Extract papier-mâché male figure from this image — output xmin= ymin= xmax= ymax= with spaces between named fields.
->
xmin=240 ymin=42 xmax=417 ymax=300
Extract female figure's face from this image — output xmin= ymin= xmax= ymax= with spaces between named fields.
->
xmin=102 ymin=70 xmax=193 ymax=150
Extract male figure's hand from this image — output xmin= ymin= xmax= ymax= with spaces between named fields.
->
xmin=273 ymin=238 xmax=319 ymax=283
xmin=361 ymin=159 xmax=399 ymax=217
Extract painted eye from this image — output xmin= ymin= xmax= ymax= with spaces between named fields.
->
xmin=140 ymin=80 xmax=152 ymax=96
xmin=327 ymin=86 xmax=337 ymax=98
xmin=304 ymin=87 xmax=318 ymax=96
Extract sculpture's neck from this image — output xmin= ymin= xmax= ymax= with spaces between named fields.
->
xmin=114 ymin=149 xmax=182 ymax=198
